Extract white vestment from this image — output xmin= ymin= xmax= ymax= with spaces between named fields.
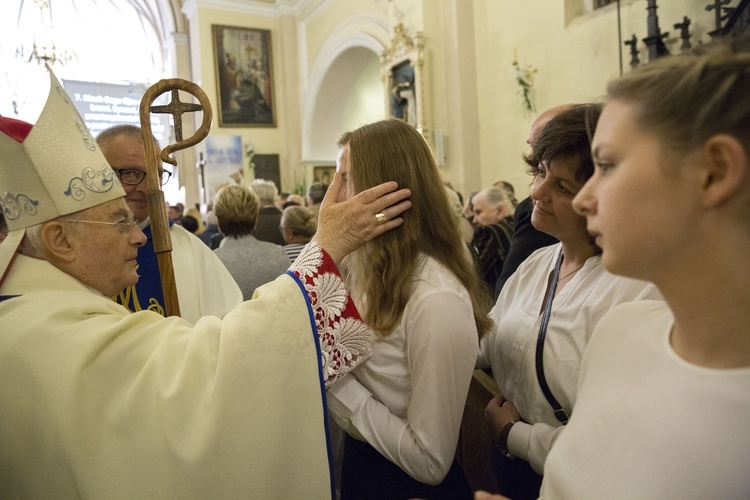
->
xmin=0 ymin=243 xmax=371 ymax=498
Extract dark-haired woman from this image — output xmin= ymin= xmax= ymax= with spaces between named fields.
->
xmin=478 ymin=104 xmax=660 ymax=500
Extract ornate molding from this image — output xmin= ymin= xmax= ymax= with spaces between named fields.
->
xmin=380 ymin=23 xmax=429 ymax=141
xmin=381 ymin=23 xmax=422 ymax=62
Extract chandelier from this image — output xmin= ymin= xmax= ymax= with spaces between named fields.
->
xmin=16 ymin=0 xmax=75 ymax=66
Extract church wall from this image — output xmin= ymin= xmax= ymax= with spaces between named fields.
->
xmin=341 ymin=55 xmax=385 ymax=138
xmin=180 ymin=0 xmax=710 ymax=202
xmin=299 ymin=0 xmax=484 ymax=196
xmin=184 ymin=4 xmax=301 ymax=192
xmin=305 ymin=47 xmax=384 ymax=163
xmin=421 ymin=0 xmax=483 ymax=198
xmin=299 ymin=0 xmax=389 ymax=76
xmin=472 ymin=0 xmax=712 ymax=200
xmin=295 ymin=0 xmax=389 ymax=172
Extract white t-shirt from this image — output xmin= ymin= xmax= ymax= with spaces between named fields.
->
xmin=541 ymin=300 xmax=750 ymax=499
xmin=327 ymin=255 xmax=479 ymax=485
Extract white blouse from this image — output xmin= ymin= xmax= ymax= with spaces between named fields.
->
xmin=327 ymin=255 xmax=479 ymax=485
xmin=477 ymin=243 xmax=661 ymax=474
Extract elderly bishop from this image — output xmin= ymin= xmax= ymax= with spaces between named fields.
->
xmin=0 ymin=69 xmax=411 ymax=498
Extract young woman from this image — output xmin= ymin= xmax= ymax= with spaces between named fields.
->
xmin=477 ymin=104 xmax=660 ymax=500
xmin=540 ymin=37 xmax=750 ymax=498
xmin=326 ymin=118 xmax=492 ymax=499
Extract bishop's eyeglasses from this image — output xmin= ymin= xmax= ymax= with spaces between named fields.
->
xmin=64 ymin=217 xmax=141 ymax=235
xmin=114 ymin=168 xmax=172 ymax=186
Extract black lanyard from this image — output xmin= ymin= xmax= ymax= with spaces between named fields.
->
xmin=535 ymin=249 xmax=570 ymax=425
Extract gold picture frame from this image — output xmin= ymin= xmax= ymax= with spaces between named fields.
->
xmin=381 ymin=24 xmax=427 ymax=137
xmin=212 ymin=25 xmax=276 ymax=127
xmin=313 ymin=165 xmax=335 ymax=186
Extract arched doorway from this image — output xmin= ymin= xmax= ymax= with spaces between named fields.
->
xmin=302 ymin=34 xmax=386 ymax=164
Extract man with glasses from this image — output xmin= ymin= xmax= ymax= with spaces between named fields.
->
xmin=0 ymin=70 xmax=412 ymax=497
xmin=96 ymin=125 xmax=242 ymax=323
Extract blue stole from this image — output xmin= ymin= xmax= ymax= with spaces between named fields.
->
xmin=113 ymin=222 xmax=173 ymax=316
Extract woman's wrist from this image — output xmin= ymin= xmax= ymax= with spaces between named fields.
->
xmin=496 ymin=419 xmax=517 ymax=459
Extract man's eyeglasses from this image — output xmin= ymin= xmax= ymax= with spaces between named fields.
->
xmin=64 ymin=218 xmax=141 ymax=235
xmin=114 ymin=168 xmax=172 ymax=186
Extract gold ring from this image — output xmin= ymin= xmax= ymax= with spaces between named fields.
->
xmin=375 ymin=212 xmax=387 ymax=224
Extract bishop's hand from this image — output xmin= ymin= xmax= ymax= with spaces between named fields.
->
xmin=313 ymin=172 xmax=411 ymax=265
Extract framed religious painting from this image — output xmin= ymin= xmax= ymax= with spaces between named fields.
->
xmin=212 ymin=25 xmax=276 ymax=127
xmin=313 ymin=165 xmax=335 ymax=186
xmin=381 ymin=23 xmax=427 ymax=137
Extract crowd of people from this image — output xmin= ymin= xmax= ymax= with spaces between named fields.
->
xmin=0 ymin=36 xmax=748 ymax=499
xmin=159 ymin=171 xmax=325 ymax=298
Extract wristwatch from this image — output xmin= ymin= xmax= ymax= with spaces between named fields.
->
xmin=496 ymin=419 xmax=517 ymax=459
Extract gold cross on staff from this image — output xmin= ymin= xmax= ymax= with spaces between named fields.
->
xmin=150 ymin=89 xmax=202 ymax=142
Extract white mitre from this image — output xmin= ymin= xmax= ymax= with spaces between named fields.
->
xmin=0 ymin=66 xmax=125 ymax=281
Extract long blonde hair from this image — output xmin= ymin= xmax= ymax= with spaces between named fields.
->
xmin=339 ymin=119 xmax=492 ymax=338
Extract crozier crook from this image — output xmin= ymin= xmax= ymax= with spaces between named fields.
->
xmin=139 ymin=79 xmax=213 ymax=317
